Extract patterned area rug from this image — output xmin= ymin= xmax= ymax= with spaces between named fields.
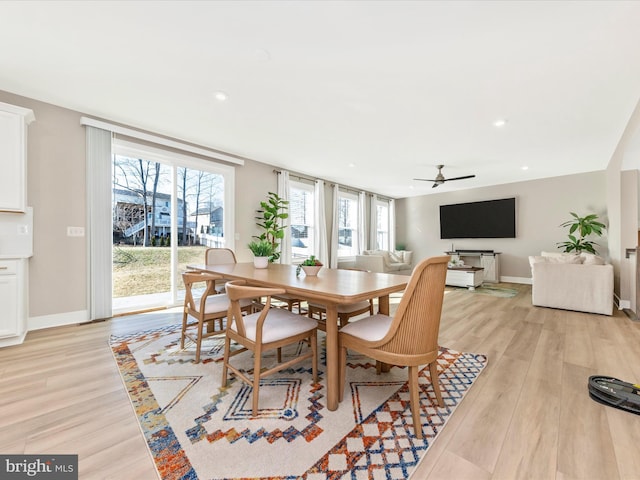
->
xmin=110 ymin=324 xmax=487 ymax=479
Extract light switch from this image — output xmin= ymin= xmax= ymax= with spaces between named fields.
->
xmin=17 ymin=224 xmax=29 ymax=235
xmin=67 ymin=226 xmax=85 ymax=237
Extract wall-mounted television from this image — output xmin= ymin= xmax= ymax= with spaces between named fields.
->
xmin=440 ymin=197 xmax=516 ymax=239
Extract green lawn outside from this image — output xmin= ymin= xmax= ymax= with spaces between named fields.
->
xmin=113 ymin=245 xmax=207 ymax=297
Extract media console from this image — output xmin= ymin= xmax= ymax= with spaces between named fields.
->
xmin=445 ymin=250 xmax=501 ymax=283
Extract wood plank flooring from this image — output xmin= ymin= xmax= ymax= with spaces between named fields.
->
xmin=1 ymin=283 xmax=639 ymax=479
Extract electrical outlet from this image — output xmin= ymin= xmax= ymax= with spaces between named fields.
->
xmin=17 ymin=224 xmax=29 ymax=235
xmin=67 ymin=226 xmax=85 ymax=237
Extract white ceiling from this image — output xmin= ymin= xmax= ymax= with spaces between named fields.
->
xmin=1 ymin=0 xmax=640 ymax=198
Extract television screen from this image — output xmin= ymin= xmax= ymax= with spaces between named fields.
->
xmin=440 ymin=198 xmax=516 ymax=239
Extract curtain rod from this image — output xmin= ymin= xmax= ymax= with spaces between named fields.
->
xmin=274 ymin=169 xmax=392 ymax=201
xmin=81 ymin=116 xmax=246 ymax=166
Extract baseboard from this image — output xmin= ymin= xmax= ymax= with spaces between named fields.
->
xmin=500 ymin=276 xmax=531 ymax=285
xmin=28 ymin=310 xmax=89 ymax=331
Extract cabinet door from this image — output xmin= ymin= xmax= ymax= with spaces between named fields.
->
xmin=0 ymin=275 xmax=19 ymax=338
xmin=0 ymin=110 xmax=25 ymax=211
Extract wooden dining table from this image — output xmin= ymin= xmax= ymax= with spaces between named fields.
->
xmin=187 ymin=262 xmax=409 ymax=411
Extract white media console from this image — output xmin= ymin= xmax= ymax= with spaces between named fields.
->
xmin=445 ymin=250 xmax=501 ymax=283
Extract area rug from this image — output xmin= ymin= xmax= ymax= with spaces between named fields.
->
xmin=448 ymin=284 xmax=519 ymax=298
xmin=110 ymin=324 xmax=487 ymax=479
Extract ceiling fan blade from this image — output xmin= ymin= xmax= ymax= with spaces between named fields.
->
xmin=413 ymin=178 xmax=437 ymax=182
xmin=432 ymin=183 xmax=440 ymax=188
xmin=443 ymin=174 xmax=476 ymax=182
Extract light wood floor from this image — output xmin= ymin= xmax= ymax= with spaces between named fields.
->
xmin=1 ymin=284 xmax=639 ymax=479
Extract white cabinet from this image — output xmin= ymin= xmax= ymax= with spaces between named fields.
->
xmin=0 ymin=102 xmax=35 ymax=212
xmin=0 ymin=259 xmax=28 ymax=347
xmin=446 ymin=251 xmax=501 ymax=283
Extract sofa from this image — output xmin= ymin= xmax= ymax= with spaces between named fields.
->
xmin=529 ymin=251 xmax=613 ymax=316
xmin=355 ymin=250 xmax=414 ymax=275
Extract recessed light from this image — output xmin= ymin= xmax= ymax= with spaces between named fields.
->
xmin=521 ymin=166 xmax=529 ymax=171
xmin=493 ymin=118 xmax=507 ymax=128
xmin=348 ymin=163 xmax=356 ymax=168
xmin=214 ymin=91 xmax=228 ymax=102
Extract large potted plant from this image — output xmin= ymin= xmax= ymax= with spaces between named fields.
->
xmin=556 ymin=212 xmax=606 ymax=255
xmin=255 ymin=191 xmax=289 ymax=262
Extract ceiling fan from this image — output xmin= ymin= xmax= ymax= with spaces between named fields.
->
xmin=414 ymin=164 xmax=476 ymax=188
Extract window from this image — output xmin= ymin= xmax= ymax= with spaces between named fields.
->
xmin=376 ymin=199 xmax=390 ymax=250
xmin=289 ymin=181 xmax=315 ymax=260
xmin=337 ymin=191 xmax=359 ymax=257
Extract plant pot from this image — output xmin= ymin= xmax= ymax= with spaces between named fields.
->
xmin=253 ymin=256 xmax=269 ymax=269
xmin=301 ymin=265 xmax=322 ymax=276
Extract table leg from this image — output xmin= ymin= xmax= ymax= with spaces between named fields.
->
xmin=325 ymin=303 xmax=339 ymax=411
xmin=378 ymin=294 xmax=390 ymax=315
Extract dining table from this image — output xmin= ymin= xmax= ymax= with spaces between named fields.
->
xmin=186 ymin=262 xmax=409 ymax=411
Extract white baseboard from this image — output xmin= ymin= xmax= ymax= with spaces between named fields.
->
xmin=28 ymin=310 xmax=89 ymax=331
xmin=500 ymin=276 xmax=532 ymax=285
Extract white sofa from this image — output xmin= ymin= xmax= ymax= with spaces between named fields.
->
xmin=529 ymin=251 xmax=613 ymax=316
xmin=355 ymin=250 xmax=413 ymax=275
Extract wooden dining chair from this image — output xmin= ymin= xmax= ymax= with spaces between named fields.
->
xmin=222 ymin=280 xmax=318 ymax=416
xmin=338 ymin=255 xmax=450 ymax=439
xmin=307 ymin=268 xmax=374 ymax=330
xmin=205 ymin=247 xmax=237 ymax=293
xmin=307 ymin=298 xmax=374 ymax=330
xmin=181 ymin=271 xmax=252 ymax=363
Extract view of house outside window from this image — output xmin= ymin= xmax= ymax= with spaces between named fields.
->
xmin=112 ymin=150 xmax=226 ymax=313
xmin=289 ymin=181 xmax=315 ymax=260
xmin=337 ymin=191 xmax=359 ymax=257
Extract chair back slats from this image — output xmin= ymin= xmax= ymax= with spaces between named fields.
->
xmin=182 ymin=271 xmax=221 ymax=312
xmin=205 ymin=248 xmax=237 ymax=265
xmin=378 ymin=255 xmax=449 ymax=356
xmin=225 ymin=281 xmax=285 ymax=340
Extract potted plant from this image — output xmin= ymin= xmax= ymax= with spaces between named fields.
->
xmin=248 ymin=239 xmax=274 ymax=269
xmin=296 ymin=255 xmax=323 ymax=276
xmin=556 ymin=212 xmax=606 ymax=255
xmin=255 ymin=192 xmax=289 ymax=262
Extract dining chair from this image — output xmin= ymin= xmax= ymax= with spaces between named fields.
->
xmin=307 ymin=268 xmax=374 ymax=329
xmin=307 ymin=299 xmax=374 ymax=330
xmin=181 ymin=271 xmax=252 ymax=363
xmin=222 ymin=280 xmax=318 ymax=416
xmin=338 ymin=255 xmax=450 ymax=439
xmin=205 ymin=247 xmax=237 ymax=293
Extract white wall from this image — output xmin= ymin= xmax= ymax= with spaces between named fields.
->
xmin=395 ymin=171 xmax=607 ymax=282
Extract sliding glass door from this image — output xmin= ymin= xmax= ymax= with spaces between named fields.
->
xmin=111 ymin=140 xmax=234 ymax=314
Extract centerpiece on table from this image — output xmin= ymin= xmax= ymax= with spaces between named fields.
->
xmin=296 ymin=255 xmax=323 ymax=276
xmin=248 ymin=239 xmax=274 ymax=269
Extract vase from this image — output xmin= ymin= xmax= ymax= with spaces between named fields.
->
xmin=253 ymin=256 xmax=269 ymax=269
xmin=301 ymin=265 xmax=322 ymax=276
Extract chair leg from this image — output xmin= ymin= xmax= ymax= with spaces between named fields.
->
xmin=408 ymin=365 xmax=423 ymax=439
xmin=429 ymin=361 xmax=444 ymax=408
xmin=194 ymin=319 xmax=204 ymax=363
xmin=180 ymin=311 xmax=188 ymax=349
xmin=310 ymin=330 xmax=318 ymax=383
xmin=277 ymin=347 xmax=282 ymax=363
xmin=221 ymin=335 xmax=231 ymax=387
xmin=252 ymin=348 xmax=262 ymax=416
xmin=339 ymin=346 xmax=347 ymax=402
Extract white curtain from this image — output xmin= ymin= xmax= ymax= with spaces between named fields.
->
xmin=277 ymin=170 xmax=292 ymax=264
xmin=329 ymin=184 xmax=340 ymax=268
xmin=389 ymin=198 xmax=396 ymax=251
xmin=86 ymin=126 xmax=113 ymax=320
xmin=369 ymin=193 xmax=378 ymax=250
xmin=314 ymin=179 xmax=329 ymax=266
xmin=358 ymin=191 xmax=367 ymax=253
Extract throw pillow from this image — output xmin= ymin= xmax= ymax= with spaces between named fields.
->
xmin=580 ymin=253 xmax=606 ymax=265
xmin=403 ymin=251 xmax=413 ymax=265
xmin=389 ymin=251 xmax=403 ymax=263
